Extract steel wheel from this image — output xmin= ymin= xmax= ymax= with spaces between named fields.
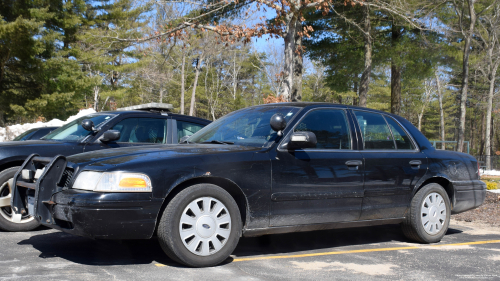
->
xmin=420 ymin=192 xmax=447 ymax=235
xmin=179 ymin=197 xmax=231 ymax=256
xmin=0 ymin=180 xmax=35 ymax=224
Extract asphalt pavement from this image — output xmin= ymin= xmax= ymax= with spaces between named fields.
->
xmin=0 ymin=219 xmax=499 ymax=280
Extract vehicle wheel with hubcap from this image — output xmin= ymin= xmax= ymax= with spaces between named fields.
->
xmin=402 ymin=183 xmax=451 ymax=243
xmin=0 ymin=167 xmax=41 ymax=232
xmin=157 ymin=184 xmax=242 ymax=267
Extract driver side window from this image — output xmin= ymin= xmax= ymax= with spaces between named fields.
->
xmin=294 ymin=109 xmax=352 ymax=149
xmin=176 ymin=121 xmax=205 ymax=142
xmin=111 ymin=118 xmax=167 ymax=143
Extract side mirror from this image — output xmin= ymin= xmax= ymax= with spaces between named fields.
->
xmin=179 ymin=135 xmax=190 ymax=144
xmin=81 ymin=119 xmax=95 ymax=131
xmin=287 ymin=131 xmax=317 ymax=150
xmin=100 ymin=130 xmax=120 ymax=143
xmin=270 ymin=113 xmax=287 ymax=136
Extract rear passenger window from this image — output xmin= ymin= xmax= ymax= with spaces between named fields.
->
xmin=385 ymin=117 xmax=415 ymax=150
xmin=354 ymin=111 xmax=395 ymax=150
xmin=177 ymin=121 xmax=205 ymax=142
xmin=294 ymin=109 xmax=351 ymax=149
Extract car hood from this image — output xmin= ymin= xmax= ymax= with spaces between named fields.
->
xmin=0 ymin=140 xmax=62 ymax=147
xmin=67 ymin=144 xmax=262 ymax=166
xmin=0 ymin=140 xmax=83 ymax=164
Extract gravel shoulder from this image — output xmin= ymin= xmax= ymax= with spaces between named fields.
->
xmin=452 ymin=191 xmax=500 ymax=226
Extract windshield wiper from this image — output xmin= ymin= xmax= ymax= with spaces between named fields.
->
xmin=201 ymin=140 xmax=234 ymax=145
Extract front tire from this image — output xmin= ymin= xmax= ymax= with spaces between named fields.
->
xmin=157 ymin=184 xmax=242 ymax=267
xmin=0 ymin=167 xmax=41 ymax=232
xmin=402 ymin=183 xmax=451 ymax=243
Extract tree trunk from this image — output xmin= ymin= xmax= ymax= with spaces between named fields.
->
xmin=457 ymin=1 xmax=477 ymax=152
xmin=435 ymin=72 xmax=446 ymax=149
xmin=418 ymin=114 xmax=423 ymax=131
xmin=282 ymin=14 xmax=298 ymax=101
xmin=391 ymin=63 xmax=401 ymax=114
xmin=358 ymin=5 xmax=372 ymax=108
xmin=391 ymin=24 xmax=402 ymax=115
xmin=485 ymin=65 xmax=498 ymax=170
xmin=233 ymin=53 xmax=238 ymax=100
xmin=480 ymin=110 xmax=486 ymax=156
xmin=353 ymin=81 xmax=358 ymax=106
xmin=101 ymin=96 xmax=110 ymax=111
xmin=189 ymin=55 xmax=204 ymax=116
xmin=180 ymin=53 xmax=186 ymax=115
xmin=93 ymin=86 xmax=99 ymax=112
xmin=291 ymin=19 xmax=303 ymax=102
xmin=417 ymin=87 xmax=431 ymax=132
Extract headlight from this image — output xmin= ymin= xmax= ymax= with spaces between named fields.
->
xmin=72 ymin=171 xmax=152 ymax=192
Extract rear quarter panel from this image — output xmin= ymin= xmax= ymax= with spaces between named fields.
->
xmin=424 ymin=149 xmax=479 ymax=182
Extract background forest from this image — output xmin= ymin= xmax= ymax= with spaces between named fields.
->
xmin=1 ymin=0 xmax=499 ymax=168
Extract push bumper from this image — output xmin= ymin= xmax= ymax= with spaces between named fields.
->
xmin=48 ymin=190 xmax=162 ymax=239
xmin=11 ymin=154 xmax=162 ymax=239
xmin=451 ymin=180 xmax=487 ymax=214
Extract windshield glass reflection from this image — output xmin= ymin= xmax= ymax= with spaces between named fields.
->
xmin=188 ymin=106 xmax=300 ymax=147
xmin=43 ymin=114 xmax=116 ymax=142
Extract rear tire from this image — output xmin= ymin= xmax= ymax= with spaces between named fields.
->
xmin=402 ymin=183 xmax=451 ymax=243
xmin=0 ymin=167 xmax=41 ymax=232
xmin=157 ymin=184 xmax=242 ymax=267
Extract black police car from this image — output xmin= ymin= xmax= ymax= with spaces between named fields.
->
xmin=0 ymin=103 xmax=210 ymax=231
xmin=11 ymin=103 xmax=485 ymax=267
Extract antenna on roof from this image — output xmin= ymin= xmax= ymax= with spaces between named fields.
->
xmin=116 ymin=103 xmax=173 ymax=113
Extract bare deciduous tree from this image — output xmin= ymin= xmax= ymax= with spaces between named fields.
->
xmin=476 ymin=2 xmax=500 ymax=169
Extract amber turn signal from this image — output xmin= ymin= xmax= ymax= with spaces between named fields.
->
xmin=119 ymin=177 xmax=148 ymax=188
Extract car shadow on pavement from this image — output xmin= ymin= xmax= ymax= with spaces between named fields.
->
xmin=232 ymin=224 xmax=463 ymax=258
xmin=17 ymin=232 xmax=183 ymax=267
xmin=17 ymin=224 xmax=463 ymax=267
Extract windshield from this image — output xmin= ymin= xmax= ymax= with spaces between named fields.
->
xmin=188 ymin=106 xmax=300 ymax=147
xmin=43 ymin=114 xmax=116 ymax=142
xmin=13 ymin=129 xmax=37 ymax=141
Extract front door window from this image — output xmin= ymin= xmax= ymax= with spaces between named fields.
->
xmin=112 ymin=118 xmax=167 ymax=143
xmin=294 ymin=109 xmax=351 ymax=150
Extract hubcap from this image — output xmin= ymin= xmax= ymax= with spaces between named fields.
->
xmin=179 ymin=197 xmax=231 ymax=256
xmin=0 ymin=179 xmax=35 ymax=224
xmin=421 ymin=192 xmax=447 ymax=235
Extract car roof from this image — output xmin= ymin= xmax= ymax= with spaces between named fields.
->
xmin=252 ymin=102 xmax=396 ymax=115
xmin=97 ymin=110 xmax=211 ymax=123
xmin=257 ymin=102 xmax=346 ymax=108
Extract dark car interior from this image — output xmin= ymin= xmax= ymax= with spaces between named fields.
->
xmin=112 ymin=118 xmax=167 ymax=143
xmin=294 ymin=109 xmax=351 ymax=150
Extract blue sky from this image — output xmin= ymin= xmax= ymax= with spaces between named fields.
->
xmin=253 ymin=35 xmax=281 ymax=52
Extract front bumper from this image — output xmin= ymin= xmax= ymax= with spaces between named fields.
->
xmin=48 ymin=190 xmax=163 ymax=239
xmin=11 ymin=154 xmax=163 ymax=239
xmin=451 ymin=180 xmax=487 ymax=214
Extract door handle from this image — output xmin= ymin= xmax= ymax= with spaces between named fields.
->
xmin=409 ymin=160 xmax=422 ymax=168
xmin=345 ymin=160 xmax=363 ymax=170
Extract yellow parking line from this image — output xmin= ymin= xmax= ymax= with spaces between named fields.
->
xmin=231 ymin=239 xmax=500 ymax=262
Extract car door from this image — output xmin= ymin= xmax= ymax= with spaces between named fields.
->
xmin=352 ymin=110 xmax=428 ymax=220
xmin=270 ymin=108 xmax=364 ymax=226
xmin=84 ymin=117 xmax=170 ymax=152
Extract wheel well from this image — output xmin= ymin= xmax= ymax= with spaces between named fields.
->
xmin=0 ymin=161 xmax=24 ymax=174
xmin=153 ymin=177 xmax=248 ymax=236
xmin=415 ymin=177 xmax=454 ymax=207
